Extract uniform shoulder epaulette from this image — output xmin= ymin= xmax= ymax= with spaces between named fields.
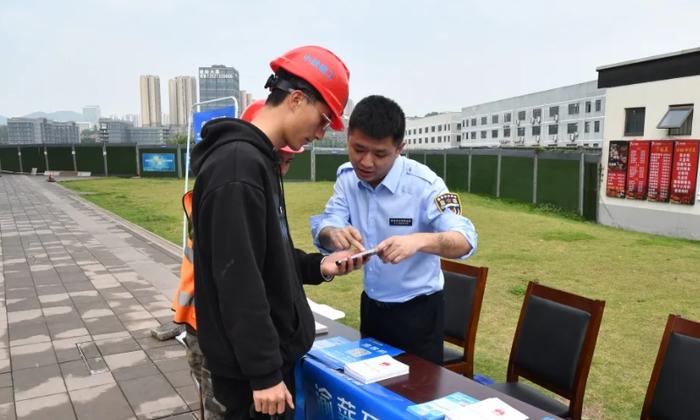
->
xmin=336 ymin=161 xmax=354 ymax=177
xmin=405 ymin=160 xmax=438 ymax=184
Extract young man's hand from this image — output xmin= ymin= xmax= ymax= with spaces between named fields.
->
xmin=252 ymin=381 xmax=294 ymax=415
xmin=322 ymin=248 xmax=367 ymax=277
xmin=320 ymin=226 xmax=364 ymax=251
xmin=376 ymin=235 xmax=423 ymax=264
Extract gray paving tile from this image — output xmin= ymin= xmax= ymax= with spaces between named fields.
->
xmin=104 ymin=350 xmax=149 ymax=371
xmin=69 ymin=382 xmax=134 ymax=420
xmin=154 ymin=357 xmax=189 ymax=374
xmin=118 ymin=374 xmax=188 ymax=419
xmin=59 ymin=360 xmax=115 ymax=391
xmin=144 ymin=344 xmax=186 ymax=362
xmin=0 ymin=372 xmax=12 ymax=388
xmin=52 ymin=335 xmax=91 ymax=363
xmin=95 ymin=336 xmax=140 ymax=356
xmin=12 ymin=364 xmax=66 ymax=401
xmin=84 ymin=315 xmax=126 ymax=336
xmin=112 ymin=362 xmax=160 ymax=382
xmin=0 ymin=386 xmax=13 ymax=404
xmin=10 ymin=341 xmax=57 ymax=370
xmin=14 ymin=392 xmax=75 ymax=420
xmin=0 ymin=402 xmax=15 ymax=420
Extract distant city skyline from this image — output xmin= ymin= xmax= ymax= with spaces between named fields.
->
xmin=2 ymin=1 xmax=700 ymax=119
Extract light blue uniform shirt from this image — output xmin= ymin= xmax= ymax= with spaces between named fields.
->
xmin=310 ymin=156 xmax=478 ymax=303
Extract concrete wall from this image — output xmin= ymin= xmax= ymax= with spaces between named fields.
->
xmin=599 ymin=74 xmax=700 ymax=239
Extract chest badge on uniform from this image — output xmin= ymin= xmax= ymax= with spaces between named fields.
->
xmin=435 ymin=192 xmax=462 ymax=215
xmin=389 ymin=218 xmax=413 ymax=226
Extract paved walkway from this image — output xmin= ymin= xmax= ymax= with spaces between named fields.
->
xmin=0 ymin=174 xmax=199 ymax=419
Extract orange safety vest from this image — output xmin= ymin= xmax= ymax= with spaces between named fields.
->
xmin=172 ymin=191 xmax=197 ymax=331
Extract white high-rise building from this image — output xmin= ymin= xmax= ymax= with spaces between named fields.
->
xmin=169 ymin=76 xmax=197 ymax=128
xmin=140 ymin=75 xmax=162 ymax=127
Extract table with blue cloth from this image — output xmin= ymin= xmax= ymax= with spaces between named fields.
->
xmin=295 ymin=315 xmax=562 ymax=420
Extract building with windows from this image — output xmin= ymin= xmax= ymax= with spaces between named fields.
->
xmin=140 ymin=75 xmax=162 ymax=127
xmin=597 ymin=47 xmax=700 ymax=239
xmin=404 ymin=112 xmax=463 ymax=150
xmin=6 ymin=118 xmax=79 ymax=144
xmin=198 ymin=65 xmax=240 ymax=113
xmin=82 ymin=105 xmax=101 ymax=126
xmin=459 ymin=81 xmax=605 ymax=149
xmin=98 ymin=118 xmax=169 ymax=144
xmin=168 ymin=76 xmax=197 ymax=129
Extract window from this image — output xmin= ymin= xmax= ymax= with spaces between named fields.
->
xmin=504 ymin=113 xmax=512 ymax=123
xmin=438 ymin=125 xmax=442 ymax=132
xmin=594 ymin=120 xmax=600 ymax=133
xmin=419 ymin=138 xmax=422 ymax=144
xmin=456 ymin=123 xmax=461 ymax=130
xmin=567 ymin=123 xmax=578 ymax=134
xmin=481 ymin=116 xmax=487 ymax=125
xmin=503 ymin=127 xmax=511 ymax=137
xmin=431 ymin=137 xmax=435 ymax=143
xmin=438 ymin=136 xmax=441 ymax=142
xmin=419 ymin=128 xmax=422 ymax=134
xmin=471 ymin=131 xmax=476 ymax=139
xmin=549 ymin=106 xmax=559 ymax=118
xmin=492 ymin=115 xmax=499 ymax=124
xmin=533 ymin=108 xmax=542 ymax=120
xmin=584 ymin=121 xmax=590 ymax=133
xmin=585 ymin=101 xmax=591 ymax=113
xmin=518 ymin=111 xmax=526 ymax=121
xmin=456 ymin=135 xmax=461 ymax=142
xmin=471 ymin=118 xmax=477 ymax=126
xmin=464 ymin=120 xmax=469 ymax=127
xmin=517 ymin=127 xmax=525 ymax=136
xmin=480 ymin=130 xmax=487 ymax=139
xmin=492 ymin=129 xmax=498 ymax=138
xmin=431 ymin=126 xmax=436 ymax=132
xmin=532 ymin=126 xmax=541 ymax=136
xmin=548 ymin=124 xmax=559 ymax=135
xmin=568 ymin=103 xmax=580 ymax=115
xmin=658 ymin=105 xmax=694 ymax=136
xmin=595 ymin=99 xmax=602 ymax=112
xmin=624 ymin=107 xmax=645 ymax=136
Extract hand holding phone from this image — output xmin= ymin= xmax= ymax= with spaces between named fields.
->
xmin=335 ymin=248 xmax=378 ymax=266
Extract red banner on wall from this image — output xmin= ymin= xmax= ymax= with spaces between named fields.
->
xmin=670 ymin=140 xmax=699 ymax=205
xmin=606 ymin=141 xmax=629 ymax=198
xmin=647 ymin=141 xmax=674 ymax=202
xmin=625 ymin=141 xmax=650 ymax=200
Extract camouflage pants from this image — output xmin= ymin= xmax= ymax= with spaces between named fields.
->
xmin=185 ymin=332 xmax=227 ymax=420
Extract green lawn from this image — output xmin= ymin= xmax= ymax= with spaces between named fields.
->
xmin=63 ymin=177 xmax=700 ymax=419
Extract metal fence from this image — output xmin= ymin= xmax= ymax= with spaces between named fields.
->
xmin=0 ymin=144 xmax=601 ymax=220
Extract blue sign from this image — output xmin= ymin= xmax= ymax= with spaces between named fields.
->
xmin=142 ymin=153 xmax=175 ymax=172
xmin=192 ymin=105 xmax=236 ymax=143
xmin=296 ymin=357 xmax=414 ymax=420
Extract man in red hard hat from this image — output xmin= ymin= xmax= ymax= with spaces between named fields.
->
xmin=190 ymin=46 xmax=359 ymax=419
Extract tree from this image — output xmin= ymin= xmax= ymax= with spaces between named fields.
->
xmin=166 ymin=133 xmax=188 ymax=145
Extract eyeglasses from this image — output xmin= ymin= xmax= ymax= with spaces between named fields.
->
xmin=274 ymin=83 xmax=332 ymax=132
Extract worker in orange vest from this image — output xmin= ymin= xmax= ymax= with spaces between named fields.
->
xmin=172 ymin=99 xmax=307 ymax=419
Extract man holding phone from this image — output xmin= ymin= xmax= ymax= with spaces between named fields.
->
xmin=311 ymin=95 xmax=478 ymax=364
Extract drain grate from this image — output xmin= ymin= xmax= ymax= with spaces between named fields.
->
xmin=76 ymin=341 xmax=110 ymax=375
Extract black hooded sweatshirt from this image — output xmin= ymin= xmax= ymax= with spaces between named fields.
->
xmin=190 ymin=117 xmax=325 ymax=390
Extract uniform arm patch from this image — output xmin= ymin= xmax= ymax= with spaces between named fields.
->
xmin=434 ymin=192 xmax=462 ymax=215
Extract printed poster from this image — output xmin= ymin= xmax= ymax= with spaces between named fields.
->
xmin=670 ymin=140 xmax=699 ymax=205
xmin=625 ymin=141 xmax=650 ymax=200
xmin=606 ymin=141 xmax=628 ymax=198
xmin=647 ymin=141 xmax=674 ymax=202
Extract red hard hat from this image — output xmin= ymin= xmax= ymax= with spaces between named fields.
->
xmin=270 ymin=45 xmax=349 ymax=131
xmin=240 ymin=99 xmax=265 ymax=122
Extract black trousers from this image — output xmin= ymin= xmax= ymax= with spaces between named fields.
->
xmin=210 ymin=369 xmax=295 ymax=420
xmin=360 ymin=290 xmax=444 ymax=364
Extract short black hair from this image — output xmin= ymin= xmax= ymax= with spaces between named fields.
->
xmin=265 ymin=69 xmax=324 ymax=107
xmin=348 ymin=95 xmax=405 ymax=146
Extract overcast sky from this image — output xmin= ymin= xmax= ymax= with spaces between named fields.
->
xmin=2 ymin=0 xmax=700 ymax=118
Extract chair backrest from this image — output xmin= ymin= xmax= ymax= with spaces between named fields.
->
xmin=641 ymin=314 xmax=700 ymax=420
xmin=441 ymin=259 xmax=488 ymax=374
xmin=507 ymin=282 xmax=605 ymax=419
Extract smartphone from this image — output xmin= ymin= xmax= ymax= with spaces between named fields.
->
xmin=335 ymin=248 xmax=378 ymax=266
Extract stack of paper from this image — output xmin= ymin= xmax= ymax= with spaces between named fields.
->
xmin=308 ymin=337 xmax=404 ymax=370
xmin=406 ymin=392 xmax=479 ymax=419
xmin=445 ymin=398 xmax=528 ymax=420
xmin=344 ymin=354 xmax=409 ymax=384
xmin=314 ymin=321 xmax=328 ymax=335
